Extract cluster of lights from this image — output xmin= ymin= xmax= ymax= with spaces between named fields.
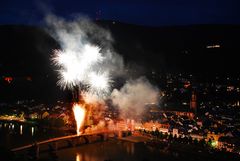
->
xmin=206 ymin=44 xmax=221 ymax=49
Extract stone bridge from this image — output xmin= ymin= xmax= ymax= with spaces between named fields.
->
xmin=11 ymin=130 xmax=127 ymax=160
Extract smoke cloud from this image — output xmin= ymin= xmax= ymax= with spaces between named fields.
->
xmin=46 ymin=14 xmax=159 ymax=119
xmin=111 ymin=77 xmax=159 ymax=119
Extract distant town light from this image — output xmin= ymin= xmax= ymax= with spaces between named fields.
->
xmin=206 ymin=44 xmax=221 ymax=49
xmin=20 ymin=125 xmax=23 ymax=135
xmin=4 ymin=76 xmax=13 ymax=83
xmin=31 ymin=127 xmax=35 ymax=136
xmin=211 ymin=140 xmax=218 ymax=148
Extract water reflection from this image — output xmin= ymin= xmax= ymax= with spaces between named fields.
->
xmin=49 ymin=140 xmax=169 ymax=161
xmin=20 ymin=125 xmax=23 ymax=135
xmin=126 ymin=142 xmax=135 ymax=155
xmin=31 ymin=127 xmax=35 ymax=136
xmin=0 ymin=121 xmax=69 ymax=149
xmin=76 ymin=153 xmax=82 ymax=161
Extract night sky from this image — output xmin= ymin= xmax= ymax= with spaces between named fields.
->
xmin=1 ymin=0 xmax=240 ymax=26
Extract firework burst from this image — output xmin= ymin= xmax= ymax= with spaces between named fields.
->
xmin=52 ymin=44 xmax=111 ymax=97
xmin=88 ymin=71 xmax=112 ymax=97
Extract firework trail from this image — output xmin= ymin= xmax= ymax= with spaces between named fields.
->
xmin=73 ymin=104 xmax=86 ymax=135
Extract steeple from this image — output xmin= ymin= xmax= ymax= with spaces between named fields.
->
xmin=190 ymin=91 xmax=197 ymax=113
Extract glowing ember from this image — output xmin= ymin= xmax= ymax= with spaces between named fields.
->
xmin=73 ymin=104 xmax=86 ymax=135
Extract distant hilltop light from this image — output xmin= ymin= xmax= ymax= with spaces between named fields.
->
xmin=206 ymin=44 xmax=221 ymax=49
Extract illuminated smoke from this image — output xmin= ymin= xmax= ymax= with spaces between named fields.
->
xmin=47 ymin=15 xmax=160 ymax=131
xmin=73 ymin=104 xmax=86 ymax=135
xmin=81 ymin=92 xmax=104 ymax=104
xmin=111 ymin=77 xmax=159 ymax=119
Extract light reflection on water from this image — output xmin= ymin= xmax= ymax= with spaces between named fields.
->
xmin=76 ymin=153 xmax=82 ymax=161
xmin=39 ymin=140 xmax=170 ymax=161
xmin=0 ymin=121 xmax=69 ymax=149
xmin=20 ymin=125 xmax=23 ymax=135
xmin=126 ymin=142 xmax=135 ymax=155
xmin=31 ymin=126 xmax=35 ymax=136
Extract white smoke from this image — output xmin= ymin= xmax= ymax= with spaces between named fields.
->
xmin=111 ymin=77 xmax=159 ymax=119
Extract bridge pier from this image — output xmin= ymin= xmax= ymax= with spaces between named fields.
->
xmin=47 ymin=142 xmax=58 ymax=161
xmin=27 ymin=143 xmax=39 ymax=161
xmin=83 ymin=136 xmax=90 ymax=144
xmin=54 ymin=142 xmax=58 ymax=151
xmin=48 ymin=142 xmax=58 ymax=152
xmin=104 ymin=133 xmax=108 ymax=141
xmin=70 ymin=139 xmax=76 ymax=147
xmin=12 ymin=131 xmax=123 ymax=159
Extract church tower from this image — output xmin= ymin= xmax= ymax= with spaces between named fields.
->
xmin=190 ymin=91 xmax=197 ymax=113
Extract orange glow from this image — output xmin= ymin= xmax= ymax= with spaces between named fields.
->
xmin=184 ymin=81 xmax=191 ymax=88
xmin=76 ymin=153 xmax=82 ymax=161
xmin=26 ymin=76 xmax=32 ymax=81
xmin=73 ymin=103 xmax=86 ymax=135
xmin=4 ymin=77 xmax=13 ymax=83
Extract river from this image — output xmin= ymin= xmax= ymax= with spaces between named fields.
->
xmin=0 ymin=121 xmax=70 ymax=149
xmin=39 ymin=140 xmax=175 ymax=161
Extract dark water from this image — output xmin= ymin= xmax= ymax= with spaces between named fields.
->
xmin=40 ymin=140 xmax=174 ymax=161
xmin=0 ymin=121 xmax=69 ymax=149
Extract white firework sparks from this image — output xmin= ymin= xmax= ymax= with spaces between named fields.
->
xmin=52 ymin=43 xmax=112 ymax=97
xmin=56 ymin=69 xmax=78 ymax=90
xmin=88 ymin=72 xmax=112 ymax=97
xmin=52 ymin=49 xmax=82 ymax=90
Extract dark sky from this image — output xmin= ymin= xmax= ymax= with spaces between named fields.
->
xmin=0 ymin=0 xmax=240 ymax=26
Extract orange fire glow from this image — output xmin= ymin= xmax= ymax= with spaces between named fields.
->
xmin=4 ymin=77 xmax=13 ymax=83
xmin=73 ymin=103 xmax=86 ymax=135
